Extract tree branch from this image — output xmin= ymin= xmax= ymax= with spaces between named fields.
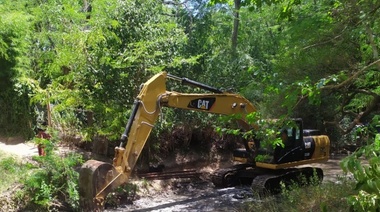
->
xmin=323 ymin=88 xmax=380 ymax=134
xmin=302 ymin=27 xmax=346 ymax=51
xmin=162 ymin=0 xmax=189 ymax=6
xmin=322 ymin=59 xmax=380 ymax=91
xmin=303 ymin=3 xmax=380 ymax=52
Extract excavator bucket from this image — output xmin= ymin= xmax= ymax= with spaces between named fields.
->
xmin=79 ymin=160 xmax=123 ymax=211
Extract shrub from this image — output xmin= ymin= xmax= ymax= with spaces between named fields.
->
xmin=238 ymin=174 xmax=353 ymax=211
xmin=340 ymin=133 xmax=380 ymax=212
xmin=0 ymin=154 xmax=32 ymax=193
xmin=22 ymin=152 xmax=83 ymax=211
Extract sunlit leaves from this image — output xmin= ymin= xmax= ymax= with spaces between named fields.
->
xmin=0 ymin=0 xmax=34 ymax=136
xmin=341 ymin=133 xmax=380 ymax=211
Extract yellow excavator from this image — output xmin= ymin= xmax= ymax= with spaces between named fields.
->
xmin=79 ymin=72 xmax=330 ymax=210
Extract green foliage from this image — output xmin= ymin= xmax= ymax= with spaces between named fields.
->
xmin=0 ymin=157 xmax=18 ymax=173
xmin=208 ymin=0 xmax=301 ymax=20
xmin=0 ymin=0 xmax=34 ymax=137
xmin=0 ymin=154 xmax=32 ymax=193
xmin=340 ymin=134 xmax=380 ymax=211
xmin=0 ymin=0 xmax=378 ymax=210
xmin=240 ymin=175 xmax=353 ymax=211
xmin=214 ymin=112 xmax=299 ymax=155
xmin=23 ymin=152 xmax=83 ymax=211
xmin=0 ymin=0 xmax=377 ymax=145
xmin=0 ymin=0 xmax=189 ymax=141
xmin=255 ymin=154 xmax=272 ymax=162
xmin=253 ymin=118 xmax=291 ymax=149
xmin=105 ymin=183 xmax=138 ymax=207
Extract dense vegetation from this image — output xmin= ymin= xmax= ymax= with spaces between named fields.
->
xmin=0 ymin=0 xmax=379 ymax=211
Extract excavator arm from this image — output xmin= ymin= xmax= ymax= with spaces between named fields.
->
xmin=79 ymin=72 xmax=258 ymax=210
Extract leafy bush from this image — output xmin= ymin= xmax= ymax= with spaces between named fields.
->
xmin=22 ymin=152 xmax=83 ymax=211
xmin=238 ymin=175 xmax=353 ymax=212
xmin=0 ymin=154 xmax=32 ymax=193
xmin=340 ymin=133 xmax=380 ymax=211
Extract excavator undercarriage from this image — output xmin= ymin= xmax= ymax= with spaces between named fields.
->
xmin=212 ymin=164 xmax=323 ymax=192
xmin=78 ymin=72 xmax=330 ymax=210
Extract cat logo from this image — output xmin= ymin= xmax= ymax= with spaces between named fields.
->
xmin=188 ymin=98 xmax=216 ymax=110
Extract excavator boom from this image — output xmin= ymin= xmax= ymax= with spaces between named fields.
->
xmin=79 ymin=72 xmax=330 ymax=210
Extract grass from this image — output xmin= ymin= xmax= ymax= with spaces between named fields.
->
xmin=236 ymin=176 xmax=355 ymax=212
xmin=0 ymin=150 xmax=33 ymax=193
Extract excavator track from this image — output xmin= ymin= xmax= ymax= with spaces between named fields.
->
xmin=250 ymin=174 xmax=274 ymax=194
xmin=212 ymin=164 xmax=324 ymax=192
xmin=251 ymin=167 xmax=324 ymax=194
xmin=211 ymin=164 xmax=254 ymax=187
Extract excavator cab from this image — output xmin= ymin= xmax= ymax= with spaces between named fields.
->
xmin=219 ymin=119 xmax=329 ymax=190
xmin=233 ymin=119 xmax=303 ymax=164
xmin=273 ymin=119 xmax=304 ymax=164
xmin=233 ymin=118 xmax=329 ymax=166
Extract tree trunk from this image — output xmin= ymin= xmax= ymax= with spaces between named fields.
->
xmin=231 ymin=0 xmax=241 ymax=53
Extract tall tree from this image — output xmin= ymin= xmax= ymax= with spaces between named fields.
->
xmin=22 ymin=0 xmax=188 ymax=139
xmin=0 ymin=0 xmax=34 ymax=137
xmin=264 ymin=0 xmax=380 ymax=143
xmin=209 ymin=0 xmax=300 ymax=53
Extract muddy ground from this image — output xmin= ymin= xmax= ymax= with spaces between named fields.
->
xmin=104 ymin=155 xmax=349 ymax=212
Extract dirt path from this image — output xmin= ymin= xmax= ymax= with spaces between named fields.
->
xmin=0 ymin=136 xmax=83 ymax=159
xmin=0 ymin=137 xmax=39 ymax=158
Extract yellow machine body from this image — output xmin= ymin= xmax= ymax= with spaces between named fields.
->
xmin=79 ymin=72 xmax=330 ymax=210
